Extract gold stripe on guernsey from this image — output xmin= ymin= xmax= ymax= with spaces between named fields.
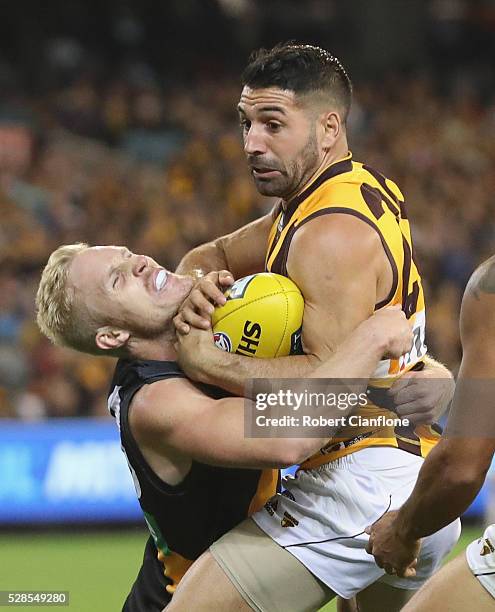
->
xmin=158 ymin=549 xmax=194 ymax=595
xmin=265 ymin=153 xmax=438 ymax=469
xmin=159 ymin=468 xmax=278 ymax=592
xmin=248 ymin=468 xmax=279 ymax=515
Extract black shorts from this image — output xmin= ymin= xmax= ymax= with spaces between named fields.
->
xmin=122 ymin=537 xmax=172 ymax=612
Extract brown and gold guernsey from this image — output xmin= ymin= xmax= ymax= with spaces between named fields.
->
xmin=265 ymin=153 xmax=440 ymax=469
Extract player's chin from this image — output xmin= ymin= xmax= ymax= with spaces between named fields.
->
xmin=172 ymin=276 xmax=194 ymax=305
xmin=158 ymin=275 xmax=193 ymax=311
xmin=179 ymin=274 xmax=194 ymax=294
xmin=253 ymin=176 xmax=287 ymax=197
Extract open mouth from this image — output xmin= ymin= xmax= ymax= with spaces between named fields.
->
xmin=252 ymin=167 xmax=281 ymax=177
xmin=154 ymin=268 xmax=168 ymax=292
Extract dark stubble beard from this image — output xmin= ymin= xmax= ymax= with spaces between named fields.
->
xmin=252 ymin=127 xmax=321 ymax=200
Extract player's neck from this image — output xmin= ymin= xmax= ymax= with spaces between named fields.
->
xmin=282 ymin=139 xmax=349 ymax=208
xmin=128 ymin=335 xmax=177 ymax=362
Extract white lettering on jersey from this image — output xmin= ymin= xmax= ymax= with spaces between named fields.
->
xmin=107 ymin=385 xmax=122 ymax=433
xmin=122 ymin=446 xmax=142 ymax=499
xmin=107 ymin=384 xmax=142 ymax=499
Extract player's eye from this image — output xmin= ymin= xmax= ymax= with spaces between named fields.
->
xmin=267 ymin=121 xmax=281 ymax=132
xmin=112 ymin=274 xmax=120 ymax=289
xmin=239 ymin=119 xmax=251 ymax=132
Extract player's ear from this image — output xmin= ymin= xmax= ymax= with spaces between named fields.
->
xmin=95 ymin=327 xmax=130 ymax=351
xmin=320 ymin=110 xmax=341 ymax=150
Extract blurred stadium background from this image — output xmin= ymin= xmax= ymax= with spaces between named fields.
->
xmin=1 ymin=0 xmax=494 ymax=609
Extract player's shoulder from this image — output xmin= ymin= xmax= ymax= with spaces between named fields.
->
xmin=112 ymin=358 xmax=184 ymax=388
xmin=461 ymin=255 xmax=495 ymax=339
xmin=292 ymin=208 xmax=384 ymax=257
xmin=352 ymin=160 xmax=404 ymax=198
xmin=465 ymin=255 xmax=495 ymax=300
xmin=301 ymin=159 xmax=403 ymax=220
xmin=334 ymin=160 xmax=403 ymax=208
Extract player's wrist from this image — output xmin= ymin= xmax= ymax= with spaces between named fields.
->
xmin=422 ymin=355 xmax=453 ymax=380
xmin=355 ymin=318 xmax=389 ymax=357
xmin=195 ymin=341 xmax=232 ymax=383
xmin=395 ymin=508 xmax=421 ymax=543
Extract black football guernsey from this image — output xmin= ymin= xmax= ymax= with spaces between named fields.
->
xmin=108 ymin=359 xmax=279 ymax=611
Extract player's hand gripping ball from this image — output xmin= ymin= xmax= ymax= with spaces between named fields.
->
xmin=212 ymin=273 xmax=304 ymax=358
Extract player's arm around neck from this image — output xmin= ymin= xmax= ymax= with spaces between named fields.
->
xmin=384 ymin=258 xmax=495 ymax=543
xmin=177 ymin=214 xmax=389 ymax=397
xmin=175 ymin=212 xmax=274 ymax=280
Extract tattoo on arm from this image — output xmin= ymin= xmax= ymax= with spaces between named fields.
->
xmin=468 ymin=256 xmax=495 ymax=299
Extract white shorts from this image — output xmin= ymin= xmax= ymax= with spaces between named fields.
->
xmin=466 ymin=524 xmax=495 ymax=599
xmin=253 ymin=447 xmax=461 ymax=599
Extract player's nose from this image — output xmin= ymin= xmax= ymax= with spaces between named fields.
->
xmin=132 ymin=255 xmax=148 ymax=276
xmin=244 ymin=125 xmax=267 ymax=156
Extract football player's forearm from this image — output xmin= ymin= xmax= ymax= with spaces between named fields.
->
xmin=175 ymin=241 xmax=228 ymax=277
xmin=302 ymin=321 xmax=391 ymax=412
xmin=310 ymin=321 xmax=385 ymax=382
xmin=396 ymin=443 xmax=486 ymax=540
xmin=176 ymin=214 xmax=272 ymax=279
xmin=193 ymin=351 xmax=316 ymax=397
xmin=194 ymin=319 xmax=388 ymax=399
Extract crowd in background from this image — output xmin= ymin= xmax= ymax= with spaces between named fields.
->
xmin=1 ymin=1 xmax=495 ymax=420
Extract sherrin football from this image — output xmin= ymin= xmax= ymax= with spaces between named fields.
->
xmin=212 ymin=273 xmax=304 ymax=358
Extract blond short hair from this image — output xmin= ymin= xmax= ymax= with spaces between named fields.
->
xmin=36 ymin=243 xmax=98 ymax=354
